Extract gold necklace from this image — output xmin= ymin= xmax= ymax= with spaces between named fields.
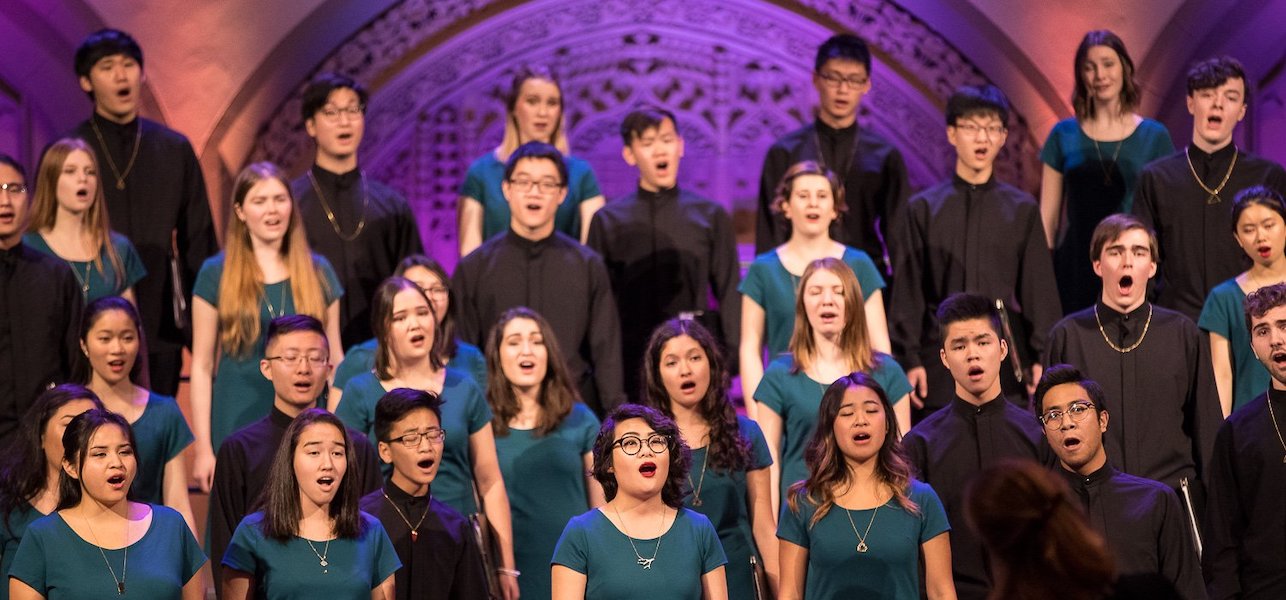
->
xmin=1266 ymin=394 xmax=1286 ymax=463
xmin=307 ymin=170 xmax=369 ymax=241
xmin=843 ymin=503 xmax=880 ymax=553
xmin=688 ymin=446 xmax=709 ymax=507
xmin=382 ymin=491 xmax=432 ymax=542
xmin=89 ymin=118 xmax=143 ymax=191
xmin=81 ymin=508 xmax=128 ymax=595
xmin=264 ymin=283 xmax=288 ymax=319
xmin=305 ymin=537 xmax=332 ymax=574
xmin=1093 ymin=303 xmax=1153 ymax=353
xmin=1185 ymin=145 xmax=1238 ymax=205
xmin=612 ymin=503 xmax=666 ymax=570
xmin=1092 ymin=138 xmax=1124 ymax=185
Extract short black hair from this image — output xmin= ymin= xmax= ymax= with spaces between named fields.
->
xmin=0 ymin=153 xmax=25 ymax=181
xmin=75 ymin=29 xmax=143 ymax=79
xmin=374 ymin=388 xmax=443 ymax=443
xmin=265 ymin=314 xmax=326 ymax=348
xmin=1033 ymin=364 xmax=1108 ymax=417
xmin=503 ymin=141 xmax=568 ymax=185
xmin=1186 ymin=56 xmax=1248 ymax=101
xmin=301 ymin=73 xmax=369 ymax=121
xmin=936 ymin=293 xmax=1002 ymax=341
xmin=815 ymin=34 xmax=871 ymax=73
xmin=946 ymin=84 xmax=1010 ymax=126
xmin=620 ymin=106 xmax=679 ymax=145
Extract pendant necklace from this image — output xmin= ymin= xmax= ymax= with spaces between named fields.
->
xmin=1092 ymin=137 xmax=1123 ymax=185
xmin=1266 ymin=394 xmax=1286 ymax=463
xmin=1093 ymin=303 xmax=1153 ymax=353
xmin=383 ymin=491 xmax=432 ymax=542
xmin=307 ymin=170 xmax=370 ymax=241
xmin=264 ymin=283 xmax=288 ymax=319
xmin=69 ymin=261 xmax=93 ymax=299
xmin=89 ymin=118 xmax=142 ymax=191
xmin=305 ymin=538 xmax=332 ymax=574
xmin=843 ymin=504 xmax=880 ymax=553
xmin=612 ymin=503 xmax=665 ymax=570
xmin=688 ymin=446 xmax=709 ymax=508
xmin=1185 ymin=145 xmax=1238 ymax=204
xmin=81 ymin=509 xmax=128 ymax=595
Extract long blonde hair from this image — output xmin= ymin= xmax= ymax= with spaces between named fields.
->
xmin=218 ymin=162 xmax=329 ymax=357
xmin=497 ymin=65 xmax=571 ymax=161
xmin=29 ymin=138 xmax=125 ymax=288
xmin=788 ymin=257 xmax=874 ymax=374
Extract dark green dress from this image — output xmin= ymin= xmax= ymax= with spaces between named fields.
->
xmin=127 ymin=391 xmax=194 ymax=504
xmin=22 ymin=231 xmax=146 ymax=302
xmin=332 ymin=337 xmax=486 ymax=392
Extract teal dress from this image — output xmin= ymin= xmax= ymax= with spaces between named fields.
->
xmin=755 ymin=352 xmax=912 ymax=500
xmin=777 ymin=480 xmax=949 ymax=599
xmin=223 ymin=511 xmax=400 ymax=600
xmin=127 ymin=392 xmax=194 ymax=505
xmin=9 ymin=505 xmax=205 ymax=599
xmin=332 ymin=337 xmax=486 ymax=392
xmin=494 ymin=403 xmax=600 ymax=600
xmin=684 ymin=416 xmax=773 ymax=600
xmin=1199 ymin=278 xmax=1270 ymax=412
xmin=740 ymin=246 xmax=886 ymax=357
xmin=0 ymin=504 xmax=46 ymax=600
xmin=552 ymin=508 xmax=727 ymax=600
xmin=461 ymin=152 xmax=603 ymax=243
xmin=22 ymin=231 xmax=146 ymax=302
xmin=336 ymin=368 xmax=491 ymax=515
xmin=194 ymin=252 xmax=343 ymax=450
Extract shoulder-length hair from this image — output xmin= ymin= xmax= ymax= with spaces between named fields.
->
xmin=1072 ymin=30 xmax=1140 ymax=120
xmin=771 ymin=160 xmax=847 ymax=219
xmin=640 ymin=318 xmax=751 ymax=472
xmin=256 ymin=409 xmax=365 ymax=541
xmin=788 ymin=258 xmax=874 ymax=374
xmin=56 ymin=408 xmax=135 ymax=509
xmin=371 ymin=276 xmax=444 ymax=380
xmin=590 ymin=404 xmax=691 ymax=509
xmin=75 ymin=295 xmax=146 ymax=385
xmin=0 ymin=385 xmax=104 ymax=525
xmin=396 ymin=254 xmax=461 ymax=361
xmin=787 ymin=372 xmax=916 ymax=527
xmin=29 ymin=138 xmax=125 ymax=289
xmin=498 ymin=65 xmax=571 ymax=161
xmin=485 ymin=307 xmax=578 ymax=437
xmin=219 ymin=162 xmax=330 ymax=357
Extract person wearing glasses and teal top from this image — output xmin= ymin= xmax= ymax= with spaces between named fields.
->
xmin=552 ymin=404 xmax=727 ymax=600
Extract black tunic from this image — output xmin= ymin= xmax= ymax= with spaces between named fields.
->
xmin=902 ymin=394 xmax=1051 ymax=600
xmin=359 ymin=482 xmax=489 ymax=600
xmin=0 ymin=243 xmax=82 ymax=439
xmin=1133 ymin=145 xmax=1286 ymax=321
xmin=586 ymin=186 xmax=741 ymax=400
xmin=755 ymin=119 xmax=909 ymax=276
xmin=72 ymin=114 xmax=218 ymax=393
xmin=453 ymin=230 xmax=624 ymax=415
xmin=889 ymin=174 xmax=1061 ymax=412
xmin=1202 ymin=388 xmax=1286 ymax=600
xmin=1058 ymin=464 xmax=1205 ymax=600
xmin=1045 ymin=302 xmax=1221 ymax=491
xmin=291 ymin=166 xmax=425 ymax=348
xmin=207 ymin=406 xmax=383 ymax=597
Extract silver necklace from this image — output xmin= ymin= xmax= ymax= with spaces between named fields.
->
xmin=81 ymin=509 xmax=128 ymax=595
xmin=305 ymin=537 xmax=332 ymax=574
xmin=264 ymin=283 xmax=288 ymax=319
xmin=612 ymin=504 xmax=666 ymax=570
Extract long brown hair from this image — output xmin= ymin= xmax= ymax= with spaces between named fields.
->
xmin=371 ymin=276 xmax=444 ymax=380
xmin=498 ymin=65 xmax=571 ymax=161
xmin=219 ymin=162 xmax=330 ymax=357
xmin=1072 ymin=30 xmax=1140 ymax=120
xmin=256 ymin=409 xmax=366 ymax=541
xmin=29 ymin=138 xmax=125 ymax=288
xmin=485 ymin=307 xmax=578 ymax=437
xmin=788 ymin=258 xmax=874 ymax=374
xmin=787 ymin=372 xmax=916 ymax=527
xmin=0 ymin=385 xmax=104 ymax=526
xmin=396 ymin=254 xmax=460 ymax=360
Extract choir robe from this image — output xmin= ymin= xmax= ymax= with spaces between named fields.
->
xmin=72 ymin=113 xmax=218 ymax=394
xmin=586 ymin=185 xmax=741 ymax=400
xmin=1045 ymin=302 xmax=1222 ymax=492
xmin=755 ymin=118 xmax=909 ymax=276
xmin=902 ymin=394 xmax=1051 ymax=600
xmin=359 ymin=482 xmax=489 ymax=600
xmin=207 ymin=407 xmax=383 ymax=597
xmin=453 ymin=230 xmax=624 ymax=416
xmin=889 ymin=174 xmax=1061 ymax=413
xmin=1202 ymin=388 xmax=1286 ymax=600
xmin=1133 ymin=144 xmax=1286 ymax=321
xmin=1058 ymin=464 xmax=1205 ymax=600
xmin=292 ymin=166 xmax=425 ymax=348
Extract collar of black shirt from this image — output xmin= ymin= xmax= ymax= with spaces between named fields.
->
xmin=637 ymin=185 xmax=679 ymax=204
xmin=269 ymin=406 xmax=296 ymax=430
xmin=1268 ymin=386 xmax=1286 ymax=407
xmin=311 ymin=164 xmax=362 ymax=190
xmin=951 ymin=171 xmax=997 ymax=192
xmin=949 ymin=393 xmax=1008 ymax=418
xmin=384 ymin=479 xmax=432 ymax=507
xmin=1095 ymin=300 xmax=1149 ymax=338
xmin=504 ymin=228 xmax=554 ymax=253
xmin=814 ymin=117 xmax=857 ymax=138
xmin=91 ymin=111 xmax=140 ymax=137
xmin=1187 ymin=141 xmax=1237 ymax=165
xmin=1058 ymin=461 xmax=1115 ymax=490
xmin=0 ymin=243 xmax=25 ymax=266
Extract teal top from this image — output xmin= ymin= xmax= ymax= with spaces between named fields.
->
xmin=127 ymin=392 xmax=195 ymax=505
xmin=777 ymin=480 xmax=950 ymax=600
xmin=222 ymin=511 xmax=400 ymax=600
xmin=0 ymin=504 xmax=45 ymax=600
xmin=332 ymin=337 xmax=486 ymax=393
xmin=1199 ymin=278 xmax=1270 ymax=413
xmin=495 ymin=403 xmax=600 ymax=600
xmin=193 ymin=252 xmax=343 ymax=450
xmin=739 ymin=247 xmax=886 ymax=357
xmin=755 ymin=352 xmax=912 ymax=500
xmin=684 ymin=416 xmax=773 ymax=600
xmin=22 ymin=231 xmax=146 ymax=302
xmin=1040 ymin=117 xmax=1174 ymax=215
xmin=9 ymin=505 xmax=205 ymax=600
xmin=460 ymin=152 xmax=603 ymax=242
xmin=336 ymin=369 xmax=492 ymax=515
xmin=552 ymin=508 xmax=727 ymax=600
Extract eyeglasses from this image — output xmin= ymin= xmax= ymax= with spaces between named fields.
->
xmin=423 ymin=285 xmax=449 ymax=298
xmin=387 ymin=428 xmax=446 ymax=448
xmin=611 ymin=433 xmax=671 ymax=456
xmin=507 ymin=177 xmax=563 ymax=194
xmin=953 ymin=122 xmax=1007 ymax=139
xmin=816 ymin=71 xmax=869 ymax=89
xmin=317 ymin=104 xmax=365 ymax=121
xmin=265 ymin=354 xmax=328 ymax=367
xmin=1038 ymin=401 xmax=1096 ymax=429
xmin=0 ymin=183 xmax=27 ymax=195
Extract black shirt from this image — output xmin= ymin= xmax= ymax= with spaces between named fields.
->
xmin=359 ymin=482 xmax=488 ymax=600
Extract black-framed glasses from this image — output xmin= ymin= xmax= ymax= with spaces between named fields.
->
xmin=1038 ymin=401 xmax=1096 ymax=429
xmin=816 ymin=71 xmax=869 ymax=89
xmin=264 ymin=354 xmax=328 ymax=367
xmin=953 ymin=122 xmax=1007 ymax=139
xmin=611 ymin=433 xmax=671 ymax=456
xmin=387 ymin=428 xmax=446 ymax=448
xmin=317 ymin=104 xmax=365 ymax=121
xmin=0 ymin=183 xmax=27 ymax=195
xmin=507 ymin=177 xmax=563 ymax=194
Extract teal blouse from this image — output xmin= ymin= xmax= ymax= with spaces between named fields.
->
xmin=332 ymin=337 xmax=486 ymax=393
xmin=1199 ymin=278 xmax=1270 ymax=412
xmin=0 ymin=503 xmax=45 ymax=600
xmin=127 ymin=392 xmax=194 ymax=505
xmin=460 ymin=152 xmax=603 ymax=243
xmin=22 ymin=231 xmax=146 ymax=302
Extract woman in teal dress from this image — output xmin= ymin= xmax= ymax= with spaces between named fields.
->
xmin=456 ymin=65 xmax=605 ymax=256
xmin=778 ymin=373 xmax=954 ymax=600
xmin=335 ymin=276 xmax=518 ymax=599
xmin=754 ymin=258 xmax=912 ymax=513
xmin=22 ymin=138 xmax=145 ymax=303
xmin=0 ymin=385 xmax=102 ymax=600
xmin=640 ymin=318 xmax=777 ymax=599
xmin=222 ymin=409 xmax=398 ymax=599
xmin=1199 ymin=186 xmax=1286 ymax=415
xmin=486 ymin=307 xmax=604 ymax=600
xmin=189 ymin=162 xmax=345 ymax=492
xmin=739 ymin=161 xmax=888 ymax=413
xmin=552 ymin=404 xmax=727 ymax=599
xmin=10 ymin=409 xmax=206 ymax=599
